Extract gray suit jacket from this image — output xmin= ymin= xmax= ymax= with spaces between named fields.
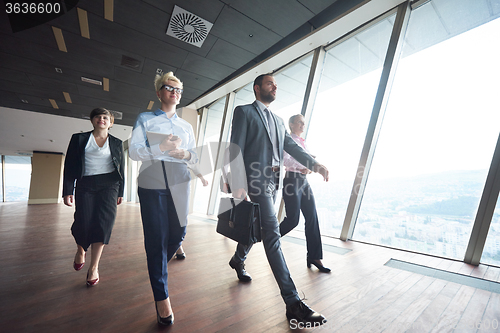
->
xmin=229 ymin=101 xmax=317 ymax=196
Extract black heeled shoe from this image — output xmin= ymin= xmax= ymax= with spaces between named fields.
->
xmin=307 ymin=259 xmax=331 ymax=273
xmin=155 ymin=302 xmax=174 ymax=326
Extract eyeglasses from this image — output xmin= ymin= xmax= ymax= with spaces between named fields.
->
xmin=161 ymin=84 xmax=183 ymax=95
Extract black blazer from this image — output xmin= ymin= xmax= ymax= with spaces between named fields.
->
xmin=229 ymin=101 xmax=317 ymax=194
xmin=62 ymin=131 xmax=125 ymax=197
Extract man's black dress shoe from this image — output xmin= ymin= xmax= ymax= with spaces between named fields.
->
xmin=175 ymin=252 xmax=186 ymax=260
xmin=229 ymin=258 xmax=252 ymax=282
xmin=286 ymin=300 xmax=326 ymax=325
xmin=307 ymin=259 xmax=331 ymax=273
xmin=155 ymin=302 xmax=174 ymax=326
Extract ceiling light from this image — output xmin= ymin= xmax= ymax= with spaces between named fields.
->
xmin=49 ymin=99 xmax=59 ymax=109
xmin=104 ymin=0 xmax=114 ymax=21
xmin=156 ymin=68 xmax=163 ymax=75
xmin=63 ymin=92 xmax=72 ymax=103
xmin=55 ymin=68 xmax=62 ymax=73
xmin=147 ymin=101 xmax=155 ymax=110
xmin=52 ymin=26 xmax=67 ymax=52
xmin=81 ymin=77 xmax=102 ymax=85
xmin=77 ymin=8 xmax=90 ymax=39
xmin=103 ymin=77 xmax=109 ymax=91
xmin=21 ymin=99 xmax=28 ymax=103
xmin=109 ymin=110 xmax=122 ymax=120
xmin=249 ymin=34 xmax=253 ymax=37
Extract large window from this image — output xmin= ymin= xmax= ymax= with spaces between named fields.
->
xmin=4 ymin=155 xmax=32 ymax=202
xmin=482 ymin=181 xmax=500 ymax=266
xmin=193 ymin=97 xmax=227 ymax=214
xmin=354 ymin=0 xmax=500 ymax=260
xmin=305 ymin=15 xmax=395 ymax=237
xmin=270 ymin=53 xmax=314 ymax=212
xmin=272 ymin=53 xmax=313 ymax=122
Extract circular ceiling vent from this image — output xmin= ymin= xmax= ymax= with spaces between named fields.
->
xmin=171 ymin=13 xmax=208 ymax=44
xmin=166 ymin=6 xmax=214 ymax=48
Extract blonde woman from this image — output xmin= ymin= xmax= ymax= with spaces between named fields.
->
xmin=129 ymin=72 xmax=196 ymax=326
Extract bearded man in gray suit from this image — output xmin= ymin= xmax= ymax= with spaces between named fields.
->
xmin=227 ymin=73 xmax=329 ymax=326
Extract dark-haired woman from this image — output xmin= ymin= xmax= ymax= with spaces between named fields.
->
xmin=63 ymin=107 xmax=124 ymax=286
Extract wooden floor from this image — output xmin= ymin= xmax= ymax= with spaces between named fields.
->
xmin=0 ymin=202 xmax=499 ymax=332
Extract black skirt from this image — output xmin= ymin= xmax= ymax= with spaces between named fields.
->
xmin=71 ymin=171 xmax=121 ymax=250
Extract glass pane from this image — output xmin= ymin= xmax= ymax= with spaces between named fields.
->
xmin=272 ymin=53 xmax=313 ymax=122
xmin=305 ymin=15 xmax=395 ymax=237
xmin=192 ymin=97 xmax=227 ymax=213
xmin=5 ymin=155 xmax=32 ymax=201
xmin=0 ymin=156 xmax=3 ymax=202
xmin=272 ymin=53 xmax=314 ymax=211
xmin=483 ymin=194 xmax=500 ymax=266
xmin=354 ymin=0 xmax=500 ymax=260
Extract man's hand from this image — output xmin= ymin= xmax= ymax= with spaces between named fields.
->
xmin=312 ymin=163 xmax=329 ymax=181
xmin=159 ymin=134 xmax=182 ymax=152
xmin=232 ymin=188 xmax=248 ymax=201
xmin=63 ymin=195 xmax=74 ymax=207
xmin=117 ymin=197 xmax=123 ymax=205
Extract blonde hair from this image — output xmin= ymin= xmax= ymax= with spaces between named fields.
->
xmin=154 ymin=71 xmax=183 ymax=92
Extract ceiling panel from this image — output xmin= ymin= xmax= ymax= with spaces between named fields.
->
xmin=181 ymin=53 xmax=235 ymax=81
xmin=225 ymin=0 xmax=316 ymax=37
xmin=209 ymin=6 xmax=282 ymax=54
xmin=297 ymin=0 xmax=340 ymax=14
xmin=206 ymin=39 xmax=257 ymax=70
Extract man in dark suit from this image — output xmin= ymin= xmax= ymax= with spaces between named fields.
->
xmin=227 ymin=74 xmax=329 ymax=326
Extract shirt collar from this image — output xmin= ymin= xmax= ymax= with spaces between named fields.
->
xmin=255 ymin=100 xmax=269 ymax=113
xmin=291 ymin=132 xmax=305 ymax=141
xmin=154 ymin=109 xmax=178 ymax=119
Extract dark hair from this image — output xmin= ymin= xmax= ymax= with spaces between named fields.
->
xmin=89 ymin=107 xmax=114 ymax=124
xmin=288 ymin=114 xmax=304 ymax=131
xmin=253 ymin=73 xmax=273 ymax=97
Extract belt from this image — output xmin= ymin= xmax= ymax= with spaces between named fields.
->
xmin=271 ymin=166 xmax=280 ymax=172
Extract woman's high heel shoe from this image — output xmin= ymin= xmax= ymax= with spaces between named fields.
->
xmin=155 ymin=302 xmax=174 ymax=326
xmin=307 ymin=259 xmax=331 ymax=273
xmin=73 ymin=252 xmax=86 ymax=271
xmin=86 ymin=270 xmax=99 ymax=286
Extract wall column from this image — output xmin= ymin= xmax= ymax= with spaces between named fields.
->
xmin=28 ymin=152 xmax=64 ymax=204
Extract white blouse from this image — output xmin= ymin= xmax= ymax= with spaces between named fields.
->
xmin=84 ymin=134 xmax=115 ymax=176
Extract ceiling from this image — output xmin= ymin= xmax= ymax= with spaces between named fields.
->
xmin=0 ymin=0 xmax=344 ymax=125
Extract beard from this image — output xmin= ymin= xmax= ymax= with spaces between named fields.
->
xmin=260 ymin=90 xmax=276 ymax=104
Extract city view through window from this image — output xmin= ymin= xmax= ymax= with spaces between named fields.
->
xmin=304 ymin=2 xmax=500 ymax=265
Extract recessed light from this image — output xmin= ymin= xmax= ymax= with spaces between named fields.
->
xmin=156 ymin=68 xmax=163 ymax=75
xmin=55 ymin=68 xmax=63 ymax=73
xmin=21 ymin=99 xmax=28 ymax=103
xmin=249 ymin=34 xmax=253 ymax=37
xmin=81 ymin=77 xmax=102 ymax=85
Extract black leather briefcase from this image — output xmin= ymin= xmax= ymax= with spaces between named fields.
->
xmin=217 ymin=197 xmax=261 ymax=246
